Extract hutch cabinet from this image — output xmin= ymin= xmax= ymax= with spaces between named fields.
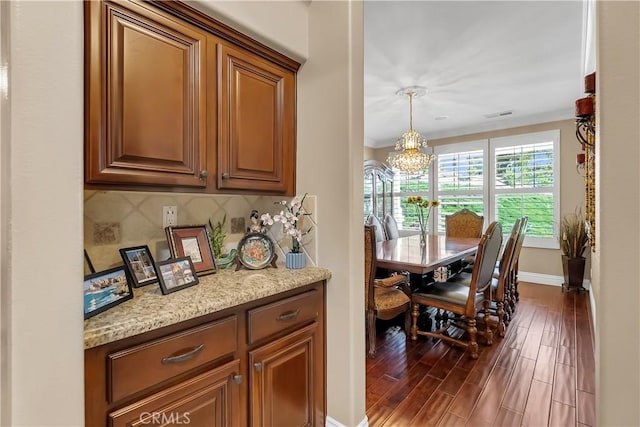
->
xmin=364 ymin=160 xmax=394 ymax=220
xmin=85 ymin=0 xmax=300 ymax=195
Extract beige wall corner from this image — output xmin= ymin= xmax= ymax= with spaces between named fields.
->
xmin=7 ymin=0 xmax=85 ymax=425
xmin=298 ymin=1 xmax=366 ymax=424
xmin=0 ymin=1 xmax=8 ymax=423
xmin=594 ymin=1 xmax=640 ymax=425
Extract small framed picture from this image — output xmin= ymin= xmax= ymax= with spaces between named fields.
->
xmin=84 ymin=266 xmax=134 ymax=319
xmin=156 ymin=256 xmax=199 ymax=295
xmin=119 ymin=245 xmax=158 ymax=287
xmin=165 ymin=225 xmax=217 ymax=275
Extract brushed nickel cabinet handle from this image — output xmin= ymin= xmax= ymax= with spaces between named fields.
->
xmin=161 ymin=344 xmax=205 ymax=364
xmin=276 ymin=309 xmax=300 ymax=322
xmin=221 ymin=172 xmax=230 ymax=180
xmin=232 ymin=374 xmax=243 ymax=384
xmin=199 ymin=170 xmax=208 ymax=179
xmin=254 ymin=362 xmax=262 ymax=372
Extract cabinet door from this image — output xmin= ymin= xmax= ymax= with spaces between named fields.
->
xmin=109 ymin=359 xmax=241 ymax=427
xmin=217 ymin=43 xmax=296 ymax=195
xmin=86 ymin=0 xmax=208 ymax=187
xmin=249 ymin=322 xmax=322 ymax=427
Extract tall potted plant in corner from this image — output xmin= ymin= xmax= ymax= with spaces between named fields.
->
xmin=559 ymin=210 xmax=589 ymax=291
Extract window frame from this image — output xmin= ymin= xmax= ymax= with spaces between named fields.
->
xmin=489 ymin=129 xmax=561 ymax=249
xmin=433 ymin=139 xmax=489 ymax=235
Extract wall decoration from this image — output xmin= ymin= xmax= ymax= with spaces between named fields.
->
xmin=236 ymin=232 xmax=277 ymax=270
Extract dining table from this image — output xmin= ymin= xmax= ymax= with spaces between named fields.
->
xmin=376 ymin=234 xmax=481 ymax=276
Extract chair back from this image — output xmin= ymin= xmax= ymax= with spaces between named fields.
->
xmin=383 ymin=214 xmax=400 ymax=240
xmin=513 ymin=216 xmax=528 ymax=264
xmin=495 ymin=219 xmax=520 ymax=300
xmin=445 ymin=209 xmax=484 ymax=238
xmin=466 ymin=222 xmax=503 ymax=301
xmin=364 ymin=225 xmax=377 ymax=310
xmin=366 ymin=214 xmax=387 ymax=242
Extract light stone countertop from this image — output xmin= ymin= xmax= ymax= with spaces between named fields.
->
xmin=84 ymin=266 xmax=331 ymax=349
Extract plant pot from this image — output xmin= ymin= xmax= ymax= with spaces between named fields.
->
xmin=285 ymin=252 xmax=306 ymax=269
xmin=562 ymin=255 xmax=586 ymax=290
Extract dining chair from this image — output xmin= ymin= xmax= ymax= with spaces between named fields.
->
xmin=366 ymin=213 xmax=387 ymax=242
xmin=383 ymin=214 xmax=400 ymax=240
xmin=365 ymin=224 xmax=412 ymax=358
xmin=445 ymin=209 xmax=484 ymax=238
xmin=450 ymin=219 xmax=519 ymax=335
xmin=509 ymin=216 xmax=528 ymax=309
xmin=410 ymin=222 xmax=503 ymax=359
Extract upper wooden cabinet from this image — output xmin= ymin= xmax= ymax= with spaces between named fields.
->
xmin=217 ymin=44 xmax=296 ymax=194
xmin=85 ymin=0 xmax=300 ymax=195
xmin=85 ymin=0 xmax=209 ymax=187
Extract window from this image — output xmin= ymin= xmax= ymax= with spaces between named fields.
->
xmin=391 ymin=170 xmax=429 ymax=231
xmin=384 ymin=129 xmax=560 ymax=248
xmin=434 ymin=140 xmax=488 ymax=234
xmin=491 ymin=130 xmax=560 ymax=248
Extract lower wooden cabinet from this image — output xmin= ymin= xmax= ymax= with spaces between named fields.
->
xmin=109 ymin=359 xmax=241 ymax=427
xmin=249 ymin=322 xmax=321 ymax=427
xmin=85 ymin=282 xmax=325 ymax=427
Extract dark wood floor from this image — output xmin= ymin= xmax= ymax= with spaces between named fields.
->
xmin=366 ymin=282 xmax=595 ymax=426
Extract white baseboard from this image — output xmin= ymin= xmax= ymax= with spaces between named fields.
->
xmin=519 ymin=271 xmax=591 ymax=290
xmin=326 ymin=415 xmax=368 ymax=427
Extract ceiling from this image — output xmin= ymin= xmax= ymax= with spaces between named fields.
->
xmin=364 ymin=1 xmax=585 ymax=149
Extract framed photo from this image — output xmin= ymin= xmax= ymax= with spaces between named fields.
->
xmin=237 ymin=232 xmax=276 ymax=270
xmin=84 ymin=266 xmax=134 ymax=319
xmin=165 ymin=225 xmax=217 ymax=275
xmin=156 ymin=256 xmax=199 ymax=295
xmin=119 ymin=245 xmax=158 ymax=287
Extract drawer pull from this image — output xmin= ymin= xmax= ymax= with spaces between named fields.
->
xmin=161 ymin=344 xmax=205 ymax=365
xmin=254 ymin=362 xmax=262 ymax=372
xmin=276 ymin=309 xmax=300 ymax=322
xmin=232 ymin=374 xmax=243 ymax=384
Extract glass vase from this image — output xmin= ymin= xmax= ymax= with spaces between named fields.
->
xmin=419 ymin=229 xmax=427 ymax=247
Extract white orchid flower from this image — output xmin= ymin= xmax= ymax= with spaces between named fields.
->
xmin=260 ymin=213 xmax=274 ymax=226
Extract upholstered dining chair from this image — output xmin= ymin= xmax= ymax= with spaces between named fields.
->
xmin=383 ymin=214 xmax=400 ymax=240
xmin=410 ymin=222 xmax=503 ymax=359
xmin=509 ymin=216 xmax=528 ymax=308
xmin=366 ymin=214 xmax=387 ymax=242
xmin=445 ymin=209 xmax=484 ymax=238
xmin=450 ymin=219 xmax=520 ymax=336
xmin=365 ymin=224 xmax=412 ymax=358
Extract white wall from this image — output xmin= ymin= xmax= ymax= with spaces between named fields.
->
xmin=298 ymin=1 xmax=365 ymax=424
xmin=594 ymin=1 xmax=640 ymax=425
xmin=0 ymin=1 xmax=8 ymax=423
xmin=6 ymin=0 xmax=85 ymax=425
xmin=189 ymin=0 xmax=309 ymax=62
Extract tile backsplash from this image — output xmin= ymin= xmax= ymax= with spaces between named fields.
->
xmin=84 ymin=190 xmax=318 ymax=273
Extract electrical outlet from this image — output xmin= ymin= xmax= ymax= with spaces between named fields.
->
xmin=163 ymin=206 xmax=177 ymax=228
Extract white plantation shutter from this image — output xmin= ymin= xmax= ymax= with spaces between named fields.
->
xmin=434 ymin=140 xmax=488 ymax=234
xmin=390 ymin=168 xmax=430 ymax=231
xmin=491 ymin=130 xmax=560 ymax=248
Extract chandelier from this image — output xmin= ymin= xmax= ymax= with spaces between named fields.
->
xmin=387 ymin=86 xmax=435 ymax=174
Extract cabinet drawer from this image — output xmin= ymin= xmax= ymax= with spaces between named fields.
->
xmin=108 ymin=315 xmax=237 ymax=403
xmin=248 ymin=290 xmax=320 ymax=345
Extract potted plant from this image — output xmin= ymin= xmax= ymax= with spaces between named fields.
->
xmin=559 ymin=210 xmax=589 ymax=291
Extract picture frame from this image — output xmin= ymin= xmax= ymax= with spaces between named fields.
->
xmin=156 ymin=256 xmax=199 ymax=295
xmin=84 ymin=266 xmax=134 ymax=319
xmin=119 ymin=245 xmax=158 ymax=287
xmin=165 ymin=225 xmax=217 ymax=275
xmin=236 ymin=232 xmax=277 ymax=270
